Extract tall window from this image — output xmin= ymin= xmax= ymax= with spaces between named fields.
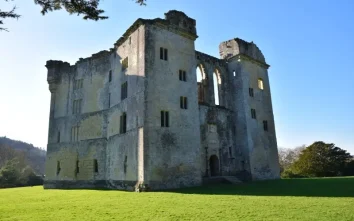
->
xmin=213 ymin=71 xmax=220 ymax=105
xmin=108 ymin=93 xmax=111 ymax=108
xmin=196 ymin=65 xmax=204 ymax=103
xmin=263 ymin=120 xmax=268 ymax=131
xmin=121 ymin=81 xmax=128 ymax=100
xmin=160 ymin=111 xmax=169 ymax=127
xmin=73 ymin=79 xmax=83 ymax=90
xmin=233 ymin=70 xmax=236 ymax=77
xmin=120 ymin=112 xmax=127 ymax=134
xmin=258 ymin=78 xmax=264 ymax=90
xmin=180 ymin=96 xmax=188 ymax=109
xmin=57 ymin=131 xmax=60 ymax=143
xmin=122 ymin=57 xmax=128 ymax=71
xmin=72 ymin=99 xmax=82 ymax=114
xmin=76 ymin=160 xmax=80 ymax=174
xmin=94 ymin=159 xmax=98 ymax=173
xmin=56 ymin=161 xmax=61 ymax=175
xmin=249 ymin=88 xmax=254 ymax=97
xmin=71 ymin=125 xmax=80 ymax=141
xmin=179 ymin=70 xmax=186 ymax=81
xmin=109 ymin=70 xmax=112 ymax=82
xmin=160 ymin=47 xmax=168 ymax=61
xmin=251 ymin=109 xmax=257 ymax=119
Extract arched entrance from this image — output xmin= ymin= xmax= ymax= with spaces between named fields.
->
xmin=209 ymin=155 xmax=219 ymax=176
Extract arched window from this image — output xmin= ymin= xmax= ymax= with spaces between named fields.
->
xmin=196 ymin=65 xmax=205 ymax=103
xmin=196 ymin=65 xmax=203 ymax=83
xmin=213 ymin=69 xmax=221 ymax=105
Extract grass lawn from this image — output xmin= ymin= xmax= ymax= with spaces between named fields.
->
xmin=0 ymin=177 xmax=354 ymax=221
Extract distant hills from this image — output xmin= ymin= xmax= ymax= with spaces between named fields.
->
xmin=0 ymin=137 xmax=46 ymax=175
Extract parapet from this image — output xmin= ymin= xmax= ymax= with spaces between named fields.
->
xmin=114 ymin=10 xmax=198 ymax=48
xmin=219 ymin=38 xmax=267 ymax=66
xmin=164 ymin=10 xmax=197 ymax=37
xmin=46 ymin=60 xmax=71 ymax=85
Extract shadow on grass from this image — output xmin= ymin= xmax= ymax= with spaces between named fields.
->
xmin=161 ymin=177 xmax=354 ymax=197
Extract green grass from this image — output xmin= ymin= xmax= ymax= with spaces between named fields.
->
xmin=1 ymin=177 xmax=354 ymax=221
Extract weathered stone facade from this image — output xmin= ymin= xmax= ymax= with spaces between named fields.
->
xmin=44 ymin=10 xmax=280 ymax=191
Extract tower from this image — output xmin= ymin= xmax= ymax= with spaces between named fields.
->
xmin=219 ymin=38 xmax=280 ymax=180
xmin=142 ymin=10 xmax=202 ymax=189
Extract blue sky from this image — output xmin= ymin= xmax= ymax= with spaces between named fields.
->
xmin=0 ymin=0 xmax=353 ymax=153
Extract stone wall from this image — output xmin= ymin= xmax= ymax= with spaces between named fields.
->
xmin=44 ymin=10 xmax=280 ymax=190
xmin=143 ymin=18 xmax=202 ymax=189
xmin=44 ymin=24 xmax=146 ymax=190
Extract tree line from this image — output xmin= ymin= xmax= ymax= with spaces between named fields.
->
xmin=279 ymin=141 xmax=354 ymax=178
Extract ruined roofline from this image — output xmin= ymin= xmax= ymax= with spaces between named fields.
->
xmin=227 ymin=53 xmax=270 ymax=69
xmin=114 ymin=10 xmax=198 ymax=48
xmin=195 ymin=50 xmax=226 ymax=65
xmin=219 ymin=37 xmax=269 ymax=68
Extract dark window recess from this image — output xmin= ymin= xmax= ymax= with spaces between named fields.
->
xmin=160 ymin=47 xmax=168 ymax=61
xmin=120 ymin=112 xmax=127 ymax=134
xmin=122 ymin=57 xmax=128 ymax=71
xmin=94 ymin=159 xmax=98 ymax=173
xmin=164 ymin=48 xmax=168 ymax=60
xmin=161 ymin=111 xmax=169 ymax=127
xmin=263 ymin=120 xmax=268 ymax=131
xmin=109 ymin=70 xmax=112 ymax=82
xmin=251 ymin=109 xmax=257 ymax=119
xmin=229 ymin=147 xmax=232 ymax=157
xmin=56 ymin=161 xmax=61 ymax=175
xmin=108 ymin=93 xmax=111 ymax=108
xmin=124 ymin=156 xmax=128 ymax=174
xmin=180 ymin=96 xmax=188 ymax=109
xmin=76 ymin=160 xmax=79 ymax=174
xmin=57 ymin=131 xmax=60 ymax=143
xmin=249 ymin=88 xmax=254 ymax=97
xmin=179 ymin=70 xmax=186 ymax=81
xmin=160 ymin=47 xmax=164 ymax=60
xmin=121 ymin=81 xmax=128 ymax=100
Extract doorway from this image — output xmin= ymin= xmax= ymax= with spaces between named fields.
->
xmin=209 ymin=155 xmax=219 ymax=176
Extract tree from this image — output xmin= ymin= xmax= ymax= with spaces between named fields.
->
xmin=0 ymin=158 xmax=21 ymax=187
xmin=1 ymin=0 xmax=147 ymax=31
xmin=290 ymin=141 xmax=353 ymax=177
xmin=278 ymin=145 xmax=305 ymax=173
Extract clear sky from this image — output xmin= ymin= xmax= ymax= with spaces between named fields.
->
xmin=0 ymin=0 xmax=353 ymax=153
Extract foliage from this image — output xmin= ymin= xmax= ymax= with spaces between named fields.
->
xmin=1 ymin=0 xmax=147 ymax=31
xmin=0 ymin=0 xmax=20 ymax=31
xmin=0 ymin=158 xmax=43 ymax=188
xmin=278 ymin=145 xmax=305 ymax=173
xmin=0 ymin=138 xmax=45 ymax=188
xmin=0 ymin=178 xmax=354 ymax=220
xmin=0 ymin=137 xmax=45 ymax=175
xmin=284 ymin=141 xmax=353 ymax=178
xmin=0 ymin=159 xmax=21 ymax=188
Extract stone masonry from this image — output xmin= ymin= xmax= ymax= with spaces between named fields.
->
xmin=44 ymin=10 xmax=280 ymax=191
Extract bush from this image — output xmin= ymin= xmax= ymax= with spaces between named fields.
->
xmin=281 ymin=169 xmax=307 ymax=178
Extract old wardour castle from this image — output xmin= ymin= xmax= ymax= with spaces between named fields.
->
xmin=44 ymin=10 xmax=280 ymax=190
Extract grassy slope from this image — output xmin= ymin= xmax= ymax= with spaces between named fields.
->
xmin=0 ymin=177 xmax=354 ymax=221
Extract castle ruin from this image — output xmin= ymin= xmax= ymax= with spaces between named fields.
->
xmin=44 ymin=10 xmax=280 ymax=191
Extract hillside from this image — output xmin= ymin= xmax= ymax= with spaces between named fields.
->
xmin=0 ymin=137 xmax=46 ymax=175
